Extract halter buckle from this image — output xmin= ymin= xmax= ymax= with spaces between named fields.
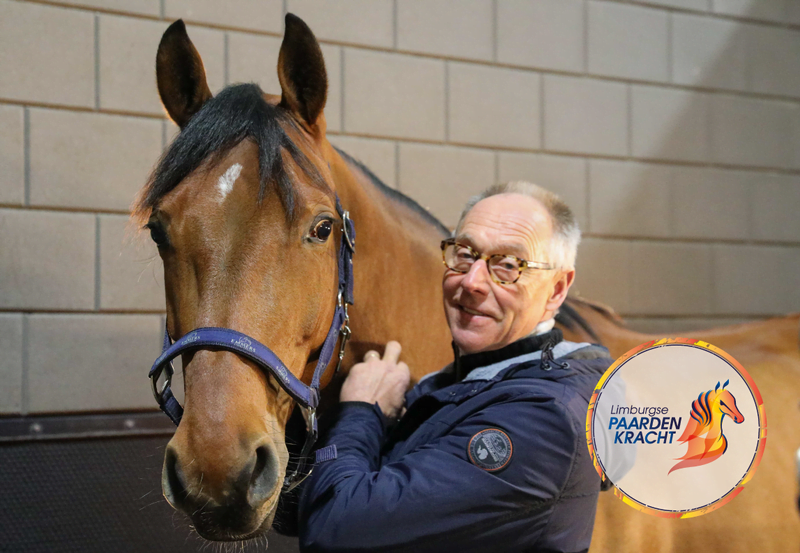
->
xmin=335 ymin=291 xmax=351 ymax=375
xmin=342 ymin=211 xmax=355 ymax=253
xmin=150 ymin=364 xmax=174 ymax=404
xmin=282 ymin=407 xmax=319 ymax=493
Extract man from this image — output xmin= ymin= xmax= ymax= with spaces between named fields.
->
xmin=298 ymin=181 xmax=612 ymax=552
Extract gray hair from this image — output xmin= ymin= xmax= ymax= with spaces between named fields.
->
xmin=455 ymin=181 xmax=581 ymax=270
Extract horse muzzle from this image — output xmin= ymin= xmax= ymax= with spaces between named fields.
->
xmin=161 ymin=435 xmax=284 ymax=540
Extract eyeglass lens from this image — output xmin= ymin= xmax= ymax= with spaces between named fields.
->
xmin=444 ymin=243 xmax=521 ymax=283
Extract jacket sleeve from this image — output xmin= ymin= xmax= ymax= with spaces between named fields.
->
xmin=298 ymin=394 xmax=591 ymax=553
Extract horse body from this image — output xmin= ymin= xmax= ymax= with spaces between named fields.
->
xmin=142 ymin=14 xmax=800 ymax=551
xmin=561 ymin=303 xmax=800 ymax=552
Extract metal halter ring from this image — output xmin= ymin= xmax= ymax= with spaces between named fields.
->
xmin=342 ymin=211 xmax=355 ymax=253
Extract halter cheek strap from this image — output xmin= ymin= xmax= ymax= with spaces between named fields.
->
xmin=148 ymin=195 xmax=355 ymax=492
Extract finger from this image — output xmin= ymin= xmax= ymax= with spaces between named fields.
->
xmin=363 ymin=350 xmax=380 ymax=362
xmin=382 ymin=341 xmax=402 ymax=363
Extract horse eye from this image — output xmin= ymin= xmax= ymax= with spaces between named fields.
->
xmin=146 ymin=222 xmax=168 ymax=247
xmin=310 ymin=219 xmax=333 ymax=242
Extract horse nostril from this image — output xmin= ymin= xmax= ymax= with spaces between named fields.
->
xmin=163 ymin=446 xmax=189 ymax=508
xmin=248 ymin=443 xmax=279 ymax=507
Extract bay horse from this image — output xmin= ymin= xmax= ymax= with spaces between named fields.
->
xmin=138 ymin=13 xmax=800 ymax=551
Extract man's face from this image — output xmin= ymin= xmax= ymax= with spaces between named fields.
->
xmin=443 ymin=193 xmax=568 ymax=355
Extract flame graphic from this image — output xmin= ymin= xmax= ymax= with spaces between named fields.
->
xmin=669 ymin=380 xmax=744 ymax=474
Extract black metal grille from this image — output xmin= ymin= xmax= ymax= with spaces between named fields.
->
xmin=0 ymin=417 xmax=299 ymax=553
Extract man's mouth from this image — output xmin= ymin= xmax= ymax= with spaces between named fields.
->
xmin=459 ymin=305 xmax=489 ymax=317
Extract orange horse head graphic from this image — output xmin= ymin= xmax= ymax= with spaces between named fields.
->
xmin=669 ymin=380 xmax=744 ymax=474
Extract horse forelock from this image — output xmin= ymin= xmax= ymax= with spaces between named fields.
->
xmin=134 ymin=83 xmax=329 ymax=226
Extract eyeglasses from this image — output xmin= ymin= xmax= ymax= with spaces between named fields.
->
xmin=440 ymin=238 xmax=554 ymax=284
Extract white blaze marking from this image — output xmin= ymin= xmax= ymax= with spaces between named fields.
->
xmin=217 ymin=163 xmax=242 ymax=201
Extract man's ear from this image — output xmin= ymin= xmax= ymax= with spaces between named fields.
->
xmin=545 ymin=269 xmax=576 ymax=313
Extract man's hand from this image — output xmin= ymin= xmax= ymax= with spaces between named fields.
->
xmin=340 ymin=341 xmax=410 ymax=419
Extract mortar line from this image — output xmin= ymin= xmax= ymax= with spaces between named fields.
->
xmin=392 ymin=0 xmax=398 ymax=49
xmin=95 ymin=215 xmax=101 ymax=310
xmin=444 ymin=61 xmax=450 ymax=142
xmin=492 ymin=0 xmax=498 ymax=62
xmin=94 ymin=15 xmax=101 ymax=110
xmin=23 ymin=108 xmax=30 ymax=206
xmin=340 ymin=48 xmax=346 ymax=132
xmin=21 ymin=314 xmax=29 ymax=416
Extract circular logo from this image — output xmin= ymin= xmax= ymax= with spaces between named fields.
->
xmin=587 ymin=338 xmax=766 ymax=517
xmin=468 ymin=428 xmax=513 ymax=472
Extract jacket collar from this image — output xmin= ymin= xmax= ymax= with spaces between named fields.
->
xmin=453 ymin=328 xmax=563 ymax=381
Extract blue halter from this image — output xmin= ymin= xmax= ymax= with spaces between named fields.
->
xmin=148 ymin=195 xmax=354 ymax=492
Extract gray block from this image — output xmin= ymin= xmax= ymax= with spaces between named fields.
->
xmin=0 ymin=105 xmax=24 ymax=206
xmin=497 ymin=0 xmax=584 ymax=72
xmin=0 ymin=313 xmax=23 ymax=414
xmin=498 ymin=152 xmax=588 ymax=231
xmin=29 ymin=109 xmax=162 ymax=211
xmin=397 ymin=0 xmax=493 ymax=61
xmin=99 ymin=16 xmax=225 ymax=116
xmin=0 ymin=209 xmax=95 ymax=310
xmin=329 ymin=136 xmax=397 ymax=189
xmin=671 ymin=13 xmax=747 ymax=91
xmin=714 ymin=244 xmax=800 ymax=314
xmin=344 ymin=49 xmax=445 ymax=140
xmin=448 ymin=63 xmax=540 ymax=149
xmin=287 ymin=0 xmax=393 ymax=47
xmin=631 ymin=86 xmax=710 ymax=162
xmin=588 ymin=1 xmax=669 ymax=82
xmin=27 ymin=314 xmax=163 ymax=412
xmin=588 ymin=160 xmax=672 ymax=238
xmin=0 ymin=1 xmax=94 ymax=107
xmin=629 ymin=241 xmax=713 ymax=315
xmin=165 ymin=0 xmax=283 ymax=33
xmin=99 ymin=214 xmax=165 ymax=311
xmin=544 ymin=75 xmax=628 ymax=156
xmin=398 ymin=143 xmax=494 ymax=228
xmin=710 ymin=95 xmax=794 ymax=168
xmin=671 ymin=167 xmax=750 ymax=240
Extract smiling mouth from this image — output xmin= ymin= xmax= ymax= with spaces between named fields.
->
xmin=459 ymin=305 xmax=489 ymax=317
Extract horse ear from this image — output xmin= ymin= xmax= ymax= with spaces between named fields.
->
xmin=156 ymin=20 xmax=213 ymax=129
xmin=277 ymin=13 xmax=327 ymax=127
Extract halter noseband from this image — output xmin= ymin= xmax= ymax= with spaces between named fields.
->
xmin=148 ymin=195 xmax=355 ymax=492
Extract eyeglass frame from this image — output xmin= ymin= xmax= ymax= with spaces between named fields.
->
xmin=440 ymin=238 xmax=555 ymax=284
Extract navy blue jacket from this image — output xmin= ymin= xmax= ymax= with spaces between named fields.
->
xmin=298 ymin=330 xmax=611 ymax=552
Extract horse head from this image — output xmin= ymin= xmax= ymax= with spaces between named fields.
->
xmin=715 ymin=381 xmax=744 ymax=424
xmin=137 ymin=15 xmax=347 ymax=540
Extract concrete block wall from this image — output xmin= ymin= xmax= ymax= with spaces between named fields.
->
xmin=1 ymin=0 xmax=799 ymax=414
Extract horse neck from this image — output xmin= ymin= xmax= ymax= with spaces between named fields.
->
xmin=697 ymin=394 xmax=726 ymax=438
xmin=327 ymin=148 xmax=453 ymax=377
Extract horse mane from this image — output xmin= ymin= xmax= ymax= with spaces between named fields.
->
xmin=133 ymin=83 xmax=327 ymax=224
xmin=334 ymin=146 xmax=451 ymax=237
xmin=690 ymin=390 xmax=714 ymax=427
xmin=556 ymin=295 xmax=628 ymax=343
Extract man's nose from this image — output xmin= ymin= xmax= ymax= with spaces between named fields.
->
xmin=460 ymin=259 xmax=492 ymax=293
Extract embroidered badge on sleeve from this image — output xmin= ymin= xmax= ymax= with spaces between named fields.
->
xmin=468 ymin=428 xmax=513 ymax=472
